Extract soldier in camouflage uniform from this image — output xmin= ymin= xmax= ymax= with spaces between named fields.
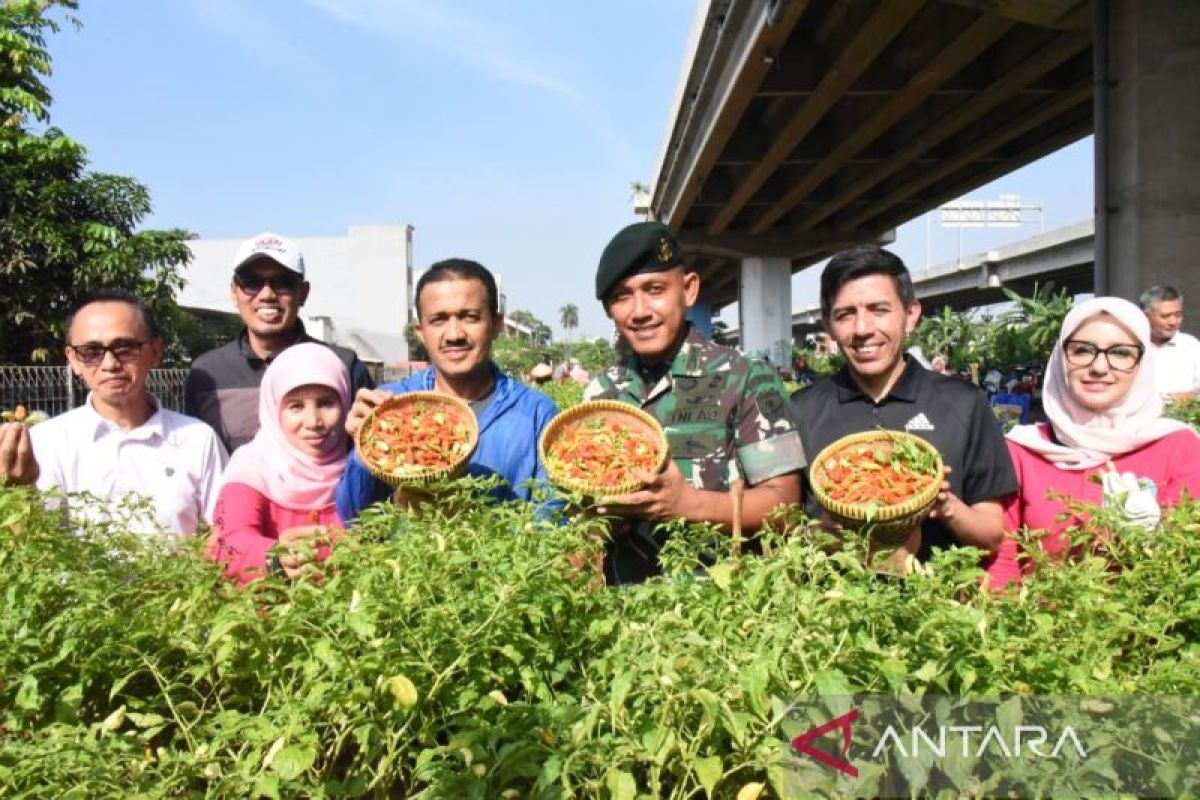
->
xmin=586 ymin=221 xmax=805 ymax=584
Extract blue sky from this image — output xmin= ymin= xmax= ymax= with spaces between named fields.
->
xmin=45 ymin=1 xmax=1093 ymax=339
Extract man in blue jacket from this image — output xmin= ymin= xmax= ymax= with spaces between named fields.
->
xmin=337 ymin=259 xmax=557 ymax=519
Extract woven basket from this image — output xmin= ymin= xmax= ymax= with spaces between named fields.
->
xmin=354 ymin=392 xmax=479 ymax=488
xmin=540 ymin=400 xmax=670 ymax=496
xmin=809 ymin=430 xmax=943 ymax=546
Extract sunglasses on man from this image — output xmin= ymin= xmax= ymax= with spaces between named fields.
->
xmin=67 ymin=339 xmax=149 ymax=366
xmin=234 ymin=272 xmax=304 ymax=296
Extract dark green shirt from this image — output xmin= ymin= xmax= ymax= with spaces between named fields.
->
xmin=585 ymin=326 xmax=806 ymax=583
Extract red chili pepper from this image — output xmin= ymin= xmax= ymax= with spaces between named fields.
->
xmin=548 ymin=417 xmax=659 ymax=488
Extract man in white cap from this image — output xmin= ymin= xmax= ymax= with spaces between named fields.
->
xmin=184 ymin=232 xmax=374 ymax=452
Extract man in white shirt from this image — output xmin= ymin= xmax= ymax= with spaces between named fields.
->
xmin=0 ymin=291 xmax=227 ymax=535
xmin=1140 ymin=286 xmax=1200 ymax=398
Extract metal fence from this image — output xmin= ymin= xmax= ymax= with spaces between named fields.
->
xmin=0 ymin=367 xmax=190 ymax=417
xmin=377 ymin=366 xmax=415 ymax=385
xmin=0 ymin=362 xmax=421 ymax=420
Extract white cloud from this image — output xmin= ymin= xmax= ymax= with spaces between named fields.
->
xmin=301 ymin=0 xmax=636 ymax=169
xmin=304 ymin=0 xmax=584 ymax=101
xmin=183 ymin=0 xmax=323 ymax=82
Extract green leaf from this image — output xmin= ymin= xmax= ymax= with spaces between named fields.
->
xmin=252 ymin=774 xmax=281 ymax=800
xmin=879 ymin=657 xmax=907 ymax=691
xmin=955 ymin=664 xmax=977 ymax=693
xmin=271 ymin=743 xmax=316 ymax=781
xmin=895 ymin=731 xmax=935 ymax=795
xmin=813 ymin=668 xmax=851 ymax=697
xmin=695 ymin=754 xmax=723 ymax=797
xmin=99 ymin=705 xmax=126 ymax=735
xmin=606 ymin=768 xmax=636 ymax=800
xmin=739 ymin=659 xmax=770 ymax=717
xmin=814 ymin=669 xmax=853 ymax=717
xmin=15 ymin=674 xmax=39 ymax=710
xmin=996 ymin=695 xmax=1022 ymax=741
xmin=346 ymin=611 xmax=376 ymax=639
xmin=941 ymin=737 xmax=977 ymax=793
xmin=912 ymin=660 xmax=940 ymax=684
xmin=708 ymin=561 xmax=734 ymax=590
xmin=610 ymin=672 xmax=632 ymax=720
xmin=736 ymin=782 xmax=764 ymax=800
xmin=126 ymin=712 xmax=166 ymax=729
xmin=53 ymin=683 xmax=82 ymax=724
xmin=692 ymin=687 xmax=722 ymax=726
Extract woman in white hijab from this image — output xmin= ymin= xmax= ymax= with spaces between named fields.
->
xmin=986 ymin=297 xmax=1200 ymax=587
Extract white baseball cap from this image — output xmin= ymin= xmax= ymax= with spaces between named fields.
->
xmin=233 ymin=232 xmax=306 ymax=277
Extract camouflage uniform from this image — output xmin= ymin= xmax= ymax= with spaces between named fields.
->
xmin=584 ymin=326 xmax=806 ymax=583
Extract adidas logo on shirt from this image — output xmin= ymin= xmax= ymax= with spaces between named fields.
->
xmin=904 ymin=413 xmax=935 ymax=432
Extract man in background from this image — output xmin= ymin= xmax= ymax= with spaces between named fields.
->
xmin=184 ymin=232 xmax=373 ymax=452
xmin=1140 ymin=285 xmax=1200 ymax=398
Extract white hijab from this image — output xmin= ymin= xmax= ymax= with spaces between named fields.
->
xmin=1007 ymin=296 xmax=1191 ymax=470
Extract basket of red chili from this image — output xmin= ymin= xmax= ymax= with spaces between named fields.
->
xmin=540 ymin=401 xmax=670 ymax=496
xmin=354 ymin=392 xmax=479 ymax=487
xmin=809 ymin=430 xmax=943 ymax=545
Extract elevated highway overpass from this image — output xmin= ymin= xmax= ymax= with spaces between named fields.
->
xmin=653 ymin=0 xmax=1092 ymax=311
xmin=789 ymin=218 xmax=1094 ymax=336
xmin=648 ymin=0 xmax=1199 ymax=366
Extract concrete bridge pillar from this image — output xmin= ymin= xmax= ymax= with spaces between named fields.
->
xmin=1095 ymin=0 xmax=1200 ymax=323
xmin=738 ymin=256 xmax=792 ymax=370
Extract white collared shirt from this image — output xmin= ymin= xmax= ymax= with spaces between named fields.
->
xmin=1151 ymin=332 xmax=1200 ymax=395
xmin=30 ymin=394 xmax=229 ymax=536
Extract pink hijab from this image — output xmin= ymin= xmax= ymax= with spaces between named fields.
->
xmin=1007 ymin=296 xmax=1191 ymax=470
xmin=221 ymin=342 xmax=351 ymax=508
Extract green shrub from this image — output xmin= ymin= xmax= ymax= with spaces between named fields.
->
xmin=2 ymin=484 xmax=1198 ymax=797
xmin=538 ymin=381 xmax=584 ymax=411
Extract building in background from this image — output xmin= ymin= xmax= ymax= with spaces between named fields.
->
xmin=178 ymin=224 xmax=415 ymax=368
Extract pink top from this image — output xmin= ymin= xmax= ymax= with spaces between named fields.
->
xmin=220 ymin=342 xmax=350 ymax=509
xmin=1007 ymin=296 xmax=1190 ymax=470
xmin=985 ymin=425 xmax=1200 ymax=587
xmin=211 ymin=482 xmax=343 ymax=585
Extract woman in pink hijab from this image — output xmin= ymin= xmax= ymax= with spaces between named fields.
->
xmin=986 ymin=297 xmax=1200 ymax=587
xmin=210 ymin=343 xmax=351 ymax=585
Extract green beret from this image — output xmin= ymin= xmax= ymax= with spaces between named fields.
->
xmin=595 ymin=221 xmax=683 ymax=300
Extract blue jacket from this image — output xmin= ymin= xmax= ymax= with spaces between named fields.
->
xmin=336 ymin=364 xmax=558 ymax=521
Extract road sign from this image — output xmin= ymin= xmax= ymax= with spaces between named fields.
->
xmin=940 ymin=194 xmax=1024 ymax=228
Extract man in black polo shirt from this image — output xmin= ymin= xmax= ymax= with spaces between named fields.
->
xmin=184 ymin=232 xmax=373 ymax=452
xmin=788 ymin=246 xmax=1015 ymax=563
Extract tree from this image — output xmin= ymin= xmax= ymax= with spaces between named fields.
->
xmin=506 ymin=309 xmax=551 ymax=347
xmin=559 ymin=303 xmax=578 ymax=362
xmin=490 ymin=335 xmax=541 ymax=377
xmin=570 ymin=336 xmax=615 ymax=375
xmin=404 ymin=319 xmax=429 ymax=361
xmin=711 ymin=320 xmax=734 ymax=346
xmin=1 ymin=0 xmax=195 ymax=365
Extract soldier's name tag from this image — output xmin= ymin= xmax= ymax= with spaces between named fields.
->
xmin=665 ymin=428 xmax=721 ymax=459
xmin=669 ymin=375 xmax=723 ymax=425
xmin=667 ymin=407 xmax=721 ymax=424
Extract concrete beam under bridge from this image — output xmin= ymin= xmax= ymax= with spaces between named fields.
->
xmin=789 ymin=219 xmax=1095 ymax=336
xmin=1095 ymin=0 xmax=1200 ymax=325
